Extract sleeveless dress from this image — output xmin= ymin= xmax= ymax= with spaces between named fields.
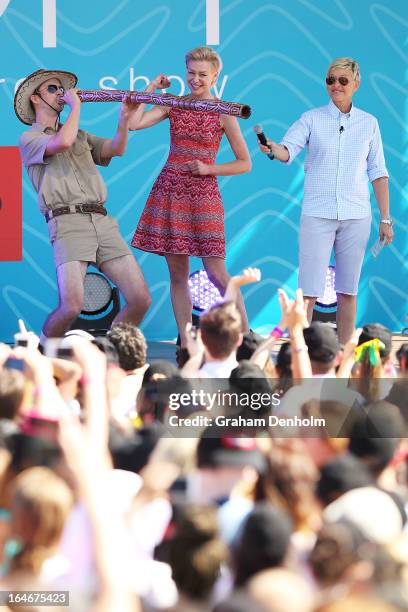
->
xmin=131 ymin=106 xmax=225 ymax=258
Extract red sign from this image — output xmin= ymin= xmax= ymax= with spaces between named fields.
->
xmin=0 ymin=147 xmax=22 ymax=261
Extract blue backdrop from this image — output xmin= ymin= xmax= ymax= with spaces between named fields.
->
xmin=0 ymin=0 xmax=407 ymax=342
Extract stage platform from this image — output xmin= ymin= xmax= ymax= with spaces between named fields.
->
xmin=147 ymin=340 xmax=178 ymax=364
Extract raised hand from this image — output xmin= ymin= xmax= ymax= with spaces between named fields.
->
xmin=14 ymin=318 xmax=40 ymax=350
xmin=231 ymin=267 xmax=261 ymax=287
xmin=285 ymin=288 xmax=309 ymax=332
xmin=61 ymin=88 xmax=81 ymax=109
xmin=148 ymin=74 xmax=171 ymax=92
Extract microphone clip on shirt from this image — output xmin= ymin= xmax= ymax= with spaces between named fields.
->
xmin=339 ymin=125 xmax=344 ymax=134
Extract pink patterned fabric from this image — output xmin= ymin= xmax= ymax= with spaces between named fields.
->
xmin=131 ymin=107 xmax=225 ymax=258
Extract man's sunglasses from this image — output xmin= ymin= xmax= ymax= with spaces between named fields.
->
xmin=35 ymin=84 xmax=65 ymax=95
xmin=326 ymin=76 xmax=350 ymax=86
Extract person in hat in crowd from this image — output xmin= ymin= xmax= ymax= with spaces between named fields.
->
xmin=14 ymin=69 xmax=151 ymax=346
xmin=275 ymin=321 xmax=363 ymax=420
xmin=347 ymin=400 xmax=406 ymax=483
xmin=232 ymin=502 xmax=293 ymax=587
xmin=350 ymin=323 xmax=396 ymax=402
xmin=385 ymin=342 xmax=408 ymax=416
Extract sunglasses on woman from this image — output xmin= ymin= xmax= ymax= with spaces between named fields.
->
xmin=325 ymin=76 xmax=350 ymax=86
xmin=36 ymin=84 xmax=65 ymax=95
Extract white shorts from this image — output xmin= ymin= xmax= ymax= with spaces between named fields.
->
xmin=298 ymin=215 xmax=371 ymax=297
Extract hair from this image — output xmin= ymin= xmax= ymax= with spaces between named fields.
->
xmin=0 ymin=369 xmax=25 ymax=420
xmin=137 ymin=363 xmax=194 ymax=422
xmin=309 ymin=521 xmax=370 ymax=585
xmin=233 ymin=502 xmax=293 ymax=586
xmin=200 ymin=301 xmax=242 ymax=359
xmin=396 ymin=343 xmax=408 ymax=371
xmin=327 ymin=57 xmax=361 ymax=81
xmin=274 ymin=341 xmax=293 ymax=396
xmin=353 ymin=323 xmax=392 ymax=402
xmin=185 ymin=46 xmax=222 ymax=72
xmin=157 ymin=504 xmax=227 ymax=600
xmin=92 ymin=337 xmax=119 ymax=366
xmin=10 ymin=467 xmax=73 ymax=575
xmin=254 ymin=439 xmax=319 ymax=531
xmin=106 ymin=322 xmax=147 ymax=371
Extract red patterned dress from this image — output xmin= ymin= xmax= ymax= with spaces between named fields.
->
xmin=131 ymin=106 xmax=225 ymax=258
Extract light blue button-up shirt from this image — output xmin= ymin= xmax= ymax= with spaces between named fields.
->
xmin=281 ymin=100 xmax=388 ymax=220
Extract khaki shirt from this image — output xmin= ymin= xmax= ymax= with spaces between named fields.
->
xmin=19 ymin=122 xmax=111 ymax=215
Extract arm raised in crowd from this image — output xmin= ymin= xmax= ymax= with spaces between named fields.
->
xmin=286 ymin=289 xmax=312 ymax=380
xmin=224 ymin=267 xmax=261 ymax=305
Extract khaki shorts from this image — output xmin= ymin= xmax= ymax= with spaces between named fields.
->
xmin=47 ymin=212 xmax=132 ymax=268
xmin=298 ymin=215 xmax=372 ymax=296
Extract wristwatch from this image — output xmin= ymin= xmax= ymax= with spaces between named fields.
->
xmin=380 ymin=218 xmax=393 ymax=225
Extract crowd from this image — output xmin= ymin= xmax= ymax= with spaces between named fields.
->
xmin=0 ymin=269 xmax=407 ymax=612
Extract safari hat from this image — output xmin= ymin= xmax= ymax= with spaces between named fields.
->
xmin=14 ymin=69 xmax=77 ymax=125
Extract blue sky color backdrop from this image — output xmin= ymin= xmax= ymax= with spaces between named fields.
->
xmin=0 ymin=0 xmax=407 ymax=341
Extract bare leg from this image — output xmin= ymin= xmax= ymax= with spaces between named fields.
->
xmin=43 ymin=261 xmax=88 ymax=337
xmin=304 ymin=296 xmax=317 ymax=324
xmin=165 ymin=254 xmax=191 ymax=347
xmin=203 ymin=257 xmax=249 ymax=332
xmin=336 ymin=293 xmax=356 ymax=345
xmin=100 ymin=255 xmax=151 ymax=326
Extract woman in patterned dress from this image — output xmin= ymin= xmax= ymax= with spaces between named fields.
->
xmin=129 ymin=47 xmax=252 ymax=349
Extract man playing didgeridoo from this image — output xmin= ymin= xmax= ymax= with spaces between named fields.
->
xmin=14 ymin=70 xmax=151 ymax=345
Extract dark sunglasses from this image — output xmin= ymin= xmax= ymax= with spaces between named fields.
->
xmin=36 ymin=84 xmax=65 ymax=95
xmin=326 ymin=76 xmax=350 ymax=86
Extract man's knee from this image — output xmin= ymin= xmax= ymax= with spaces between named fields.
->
xmin=128 ymin=285 xmax=152 ymax=315
xmin=60 ymin=295 xmax=84 ymax=320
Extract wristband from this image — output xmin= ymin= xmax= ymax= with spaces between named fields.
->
xmin=293 ymin=345 xmax=308 ymax=353
xmin=269 ymin=326 xmax=284 ymax=339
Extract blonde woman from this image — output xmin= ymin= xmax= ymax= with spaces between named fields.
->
xmin=129 ymin=47 xmax=252 ymax=354
xmin=258 ymin=58 xmax=392 ymax=345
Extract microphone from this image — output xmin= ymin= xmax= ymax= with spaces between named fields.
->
xmin=339 ymin=125 xmax=344 ymax=133
xmin=254 ymin=124 xmax=275 ymax=160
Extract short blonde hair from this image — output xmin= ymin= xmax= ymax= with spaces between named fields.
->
xmin=327 ymin=57 xmax=360 ymax=81
xmin=185 ymin=46 xmax=222 ymax=73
